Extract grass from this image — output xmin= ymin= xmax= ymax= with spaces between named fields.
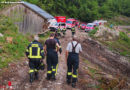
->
xmin=0 ymin=15 xmax=30 ymax=68
xmin=101 ymin=32 xmax=130 ymax=57
xmin=88 ymin=27 xmax=98 ymax=37
xmin=107 ymin=15 xmax=130 ymax=25
xmin=0 ymin=15 xmax=51 ymax=68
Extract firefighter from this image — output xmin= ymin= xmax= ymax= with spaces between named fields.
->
xmin=62 ymin=28 xmax=66 ymax=37
xmin=44 ymin=33 xmax=60 ymax=80
xmin=71 ymin=27 xmax=75 ymax=37
xmin=57 ymin=27 xmax=61 ymax=37
xmin=66 ymin=35 xmax=82 ymax=88
xmin=26 ymin=35 xmax=44 ymax=83
xmin=54 ymin=33 xmax=62 ymax=54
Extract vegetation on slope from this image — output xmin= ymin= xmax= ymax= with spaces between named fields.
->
xmin=0 ymin=15 xmax=29 ymax=68
xmin=25 ymin=0 xmax=130 ymax=22
xmin=107 ymin=32 xmax=130 ymax=57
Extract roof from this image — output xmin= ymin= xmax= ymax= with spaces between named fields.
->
xmin=67 ymin=18 xmax=76 ymax=21
xmin=22 ymin=1 xmax=54 ymax=19
xmin=87 ymin=23 xmax=95 ymax=25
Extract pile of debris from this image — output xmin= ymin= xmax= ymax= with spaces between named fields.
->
xmin=95 ymin=25 xmax=120 ymax=41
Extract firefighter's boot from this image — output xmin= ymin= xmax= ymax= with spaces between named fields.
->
xmin=46 ymin=74 xmax=51 ymax=80
xmin=51 ymin=75 xmax=56 ymax=81
xmin=30 ymin=72 xmax=34 ymax=83
xmin=67 ymin=79 xmax=71 ymax=85
xmin=72 ymin=83 xmax=76 ymax=88
xmin=35 ymin=72 xmax=39 ymax=80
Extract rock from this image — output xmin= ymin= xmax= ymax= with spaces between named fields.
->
xmin=0 ymin=33 xmax=3 ymax=37
xmin=95 ymin=25 xmax=119 ymax=41
xmin=6 ymin=37 xmax=13 ymax=43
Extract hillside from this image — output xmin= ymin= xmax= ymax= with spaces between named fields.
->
xmin=0 ymin=1 xmax=130 ymax=90
xmin=25 ymin=0 xmax=130 ymax=22
xmin=0 ymin=15 xmax=30 ymax=68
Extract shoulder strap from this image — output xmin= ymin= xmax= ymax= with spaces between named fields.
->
xmin=71 ymin=42 xmax=78 ymax=53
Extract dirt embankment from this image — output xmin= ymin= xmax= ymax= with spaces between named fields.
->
xmin=80 ymin=36 xmax=130 ymax=78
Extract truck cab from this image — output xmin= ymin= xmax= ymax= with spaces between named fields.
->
xmin=66 ymin=18 xmax=76 ymax=29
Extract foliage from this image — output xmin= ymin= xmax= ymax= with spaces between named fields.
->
xmin=0 ymin=15 xmax=29 ymax=68
xmin=102 ymin=32 xmax=130 ymax=56
xmin=119 ymin=32 xmax=130 ymax=43
xmin=108 ymin=16 xmax=130 ymax=25
xmin=0 ymin=14 xmax=50 ymax=68
xmin=24 ymin=0 xmax=130 ymax=22
xmin=88 ymin=27 xmax=98 ymax=37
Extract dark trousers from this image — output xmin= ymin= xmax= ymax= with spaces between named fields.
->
xmin=46 ymin=49 xmax=58 ymax=78
xmin=67 ymin=53 xmax=79 ymax=83
xmin=72 ymin=32 xmax=75 ymax=36
xmin=29 ymin=59 xmax=41 ymax=73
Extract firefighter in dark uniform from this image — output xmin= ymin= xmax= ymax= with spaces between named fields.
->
xmin=62 ymin=28 xmax=66 ymax=37
xmin=26 ymin=36 xmax=44 ymax=83
xmin=44 ymin=33 xmax=60 ymax=80
xmin=71 ymin=27 xmax=76 ymax=37
xmin=57 ymin=27 xmax=61 ymax=37
xmin=66 ymin=35 xmax=82 ymax=88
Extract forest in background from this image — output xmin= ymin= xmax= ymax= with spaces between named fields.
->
xmin=0 ymin=0 xmax=130 ymax=22
xmin=25 ymin=0 xmax=130 ymax=22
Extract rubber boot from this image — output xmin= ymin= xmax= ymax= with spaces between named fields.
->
xmin=30 ymin=72 xmax=34 ymax=83
xmin=35 ymin=72 xmax=39 ymax=80
xmin=67 ymin=79 xmax=71 ymax=85
xmin=51 ymin=75 xmax=56 ymax=81
xmin=72 ymin=83 xmax=76 ymax=88
xmin=46 ymin=74 xmax=51 ymax=80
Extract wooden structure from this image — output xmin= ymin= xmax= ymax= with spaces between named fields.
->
xmin=2 ymin=1 xmax=54 ymax=34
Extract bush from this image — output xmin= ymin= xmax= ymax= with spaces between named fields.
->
xmin=89 ymin=27 xmax=98 ymax=37
xmin=119 ymin=32 xmax=130 ymax=43
xmin=0 ymin=15 xmax=30 ymax=68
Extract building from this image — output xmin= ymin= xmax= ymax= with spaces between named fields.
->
xmin=2 ymin=1 xmax=54 ymax=34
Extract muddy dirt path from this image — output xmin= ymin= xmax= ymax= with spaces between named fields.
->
xmin=0 ymin=28 xmax=130 ymax=90
xmin=0 ymin=30 xmax=83 ymax=90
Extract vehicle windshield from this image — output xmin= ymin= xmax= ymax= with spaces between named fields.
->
xmin=55 ymin=23 xmax=59 ymax=26
xmin=87 ymin=25 xmax=93 ymax=27
xmin=59 ymin=23 xmax=66 ymax=26
xmin=82 ymin=24 xmax=86 ymax=26
xmin=66 ymin=21 xmax=72 ymax=24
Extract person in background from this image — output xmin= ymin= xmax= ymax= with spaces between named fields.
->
xmin=71 ymin=27 xmax=76 ymax=37
xmin=62 ymin=28 xmax=66 ymax=37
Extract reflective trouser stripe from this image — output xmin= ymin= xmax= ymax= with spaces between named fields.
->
xmin=55 ymin=64 xmax=58 ymax=76
xmin=35 ymin=69 xmax=38 ymax=72
xmin=47 ymin=71 xmax=52 ymax=74
xmin=52 ymin=69 xmax=56 ymax=71
xmin=72 ymin=74 xmax=77 ymax=78
xmin=29 ymin=69 xmax=34 ymax=73
xmin=67 ymin=72 xmax=72 ymax=75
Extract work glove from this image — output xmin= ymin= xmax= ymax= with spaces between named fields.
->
xmin=59 ymin=48 xmax=62 ymax=54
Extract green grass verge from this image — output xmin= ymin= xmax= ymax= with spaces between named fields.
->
xmin=107 ymin=15 xmax=130 ymax=25
xmin=0 ymin=15 xmax=30 ymax=68
xmin=101 ymin=32 xmax=130 ymax=57
xmin=0 ymin=15 xmax=51 ymax=68
xmin=88 ymin=27 xmax=98 ymax=37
